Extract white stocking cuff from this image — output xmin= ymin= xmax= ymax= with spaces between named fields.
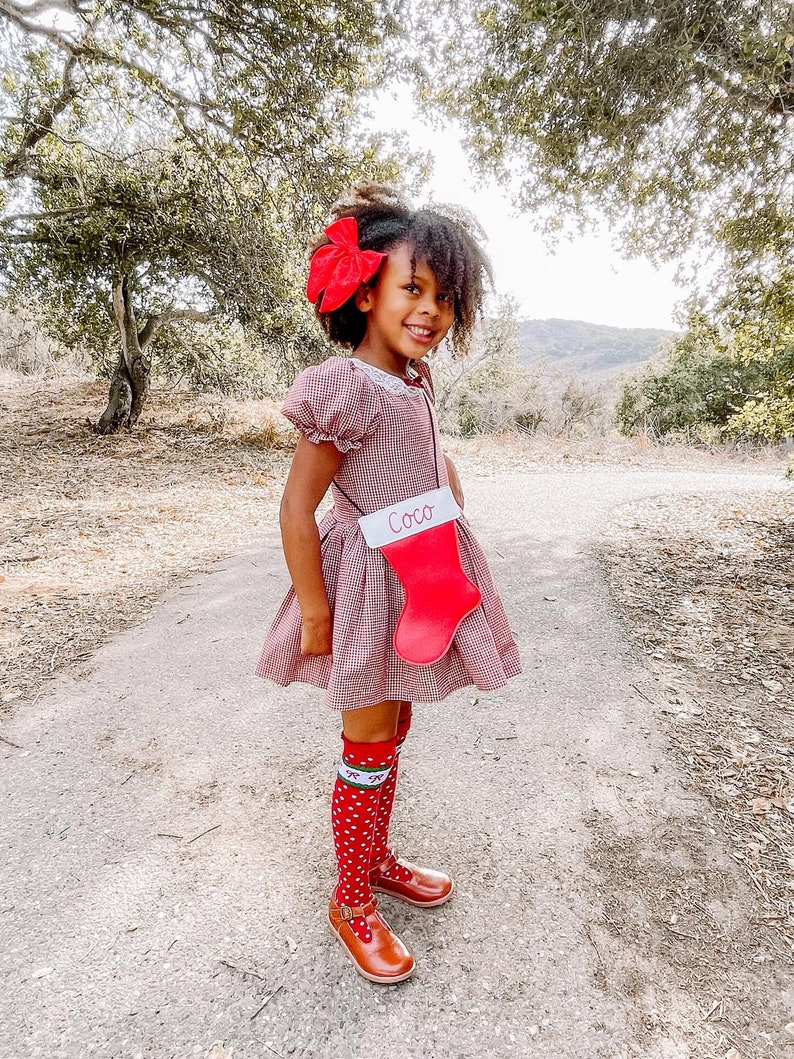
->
xmin=338 ymin=761 xmax=392 ymax=790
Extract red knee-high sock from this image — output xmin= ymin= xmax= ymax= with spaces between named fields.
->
xmin=369 ymin=712 xmax=413 ymax=882
xmin=332 ymin=734 xmax=397 ymax=942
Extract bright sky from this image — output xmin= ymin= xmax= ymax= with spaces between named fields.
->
xmin=368 ymin=90 xmax=683 ymax=331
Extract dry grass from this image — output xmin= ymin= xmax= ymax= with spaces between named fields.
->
xmin=600 ymin=488 xmax=794 ymax=954
xmin=442 ymin=428 xmax=790 ymax=473
xmin=0 ymin=372 xmax=294 ymax=714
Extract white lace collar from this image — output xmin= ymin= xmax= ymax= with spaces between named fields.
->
xmin=350 ymin=358 xmax=422 ymax=396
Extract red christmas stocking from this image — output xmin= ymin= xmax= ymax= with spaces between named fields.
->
xmin=369 ymin=710 xmax=412 ymax=879
xmin=359 ymin=487 xmax=482 ymax=665
xmin=331 ymin=735 xmax=397 ymax=942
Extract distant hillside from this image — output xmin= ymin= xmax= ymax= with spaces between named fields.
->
xmin=519 ymin=318 xmax=677 ymax=384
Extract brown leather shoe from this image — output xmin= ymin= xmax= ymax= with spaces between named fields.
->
xmin=370 ymin=853 xmax=454 ymax=907
xmin=327 ymin=894 xmax=415 ymax=984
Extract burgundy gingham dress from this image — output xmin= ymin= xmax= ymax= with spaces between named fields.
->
xmin=256 ymin=355 xmax=521 ymax=710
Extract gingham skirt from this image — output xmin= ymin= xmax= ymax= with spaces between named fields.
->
xmin=255 ymin=508 xmax=522 ymax=711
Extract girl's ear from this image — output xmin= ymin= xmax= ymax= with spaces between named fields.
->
xmin=355 ymin=282 xmax=375 ymax=313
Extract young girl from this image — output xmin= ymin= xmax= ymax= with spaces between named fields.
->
xmin=256 ymin=182 xmax=521 ymax=984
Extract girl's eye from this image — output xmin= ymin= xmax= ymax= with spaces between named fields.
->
xmin=404 ymin=283 xmax=419 ymax=294
xmin=438 ymin=293 xmax=452 ymax=303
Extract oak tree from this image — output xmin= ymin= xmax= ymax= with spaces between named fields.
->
xmin=438 ymin=0 xmax=794 ymax=439
xmin=438 ymin=0 xmax=793 ymax=256
xmin=0 ymin=0 xmax=408 ymax=430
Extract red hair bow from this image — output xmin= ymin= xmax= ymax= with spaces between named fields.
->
xmin=306 ymin=217 xmax=386 ymax=312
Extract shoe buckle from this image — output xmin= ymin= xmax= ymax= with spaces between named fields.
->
xmin=337 ymin=900 xmax=376 ymax=921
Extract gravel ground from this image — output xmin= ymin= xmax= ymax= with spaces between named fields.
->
xmin=1 ymin=464 xmax=791 ymax=1059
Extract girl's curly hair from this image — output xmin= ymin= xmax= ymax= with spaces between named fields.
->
xmin=309 ymin=182 xmax=492 ymax=354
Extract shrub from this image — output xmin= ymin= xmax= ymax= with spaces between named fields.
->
xmin=434 ymin=296 xmax=551 ymax=435
xmin=616 ymin=310 xmax=794 ymax=443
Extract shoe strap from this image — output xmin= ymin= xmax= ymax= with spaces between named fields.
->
xmin=333 ymin=897 xmax=378 ymax=922
xmin=370 ymin=852 xmax=399 ymax=876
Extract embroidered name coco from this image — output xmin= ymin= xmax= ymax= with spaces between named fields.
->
xmin=357 ymin=486 xmax=461 ymax=549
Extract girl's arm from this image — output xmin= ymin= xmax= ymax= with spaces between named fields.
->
xmin=279 ymin=436 xmax=344 ymax=656
xmin=444 ymin=454 xmax=464 ymax=510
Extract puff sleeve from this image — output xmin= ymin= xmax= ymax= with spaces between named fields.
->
xmin=281 ymin=357 xmax=380 ymax=454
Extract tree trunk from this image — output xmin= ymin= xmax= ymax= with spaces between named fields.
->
xmin=95 ymin=354 xmax=133 ymax=435
xmin=94 ymin=274 xmax=151 ymax=435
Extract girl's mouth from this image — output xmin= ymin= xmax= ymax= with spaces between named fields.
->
xmin=405 ymin=324 xmax=435 ymax=343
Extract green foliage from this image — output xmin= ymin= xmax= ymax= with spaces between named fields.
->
xmin=436 ymin=1 xmax=794 ymax=444
xmin=616 ymin=309 xmax=794 ymax=442
xmin=0 ymin=126 xmax=393 ymax=390
xmin=2 ymin=135 xmax=300 ymax=357
xmin=0 ymin=0 xmax=416 ymax=409
xmin=1 ymin=0 xmax=403 ymax=185
xmin=437 ymin=1 xmax=794 ymax=262
xmin=150 ymin=313 xmax=332 ymax=398
xmin=724 ymin=392 xmax=794 ymax=441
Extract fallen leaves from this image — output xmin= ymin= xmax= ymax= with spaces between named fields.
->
xmin=601 ymin=488 xmax=794 ymax=950
xmin=0 ymin=376 xmax=290 ymax=713
xmin=206 ymin=1043 xmax=234 ymax=1059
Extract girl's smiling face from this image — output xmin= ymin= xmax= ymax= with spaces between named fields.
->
xmin=354 ymin=242 xmax=454 ymax=374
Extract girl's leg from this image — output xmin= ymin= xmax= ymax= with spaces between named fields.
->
xmin=333 ymin=700 xmax=400 ymax=931
xmin=368 ymin=701 xmax=455 ymax=908
xmin=328 ymin=700 xmax=414 ymax=983
xmin=369 ymin=701 xmax=412 ymax=867
xmin=341 ymin=699 xmax=401 ymax=743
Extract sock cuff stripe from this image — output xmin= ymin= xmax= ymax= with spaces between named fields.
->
xmin=340 ymin=757 xmax=393 ymax=773
xmin=337 ymin=761 xmax=392 ymax=789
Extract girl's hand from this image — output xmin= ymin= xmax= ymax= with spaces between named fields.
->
xmin=444 ymin=454 xmax=464 ymax=510
xmin=300 ymin=610 xmax=333 ymax=656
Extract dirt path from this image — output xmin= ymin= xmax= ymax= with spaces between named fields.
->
xmin=1 ymin=465 xmax=790 ymax=1059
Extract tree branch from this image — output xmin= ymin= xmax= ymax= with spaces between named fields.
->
xmin=138 ymin=307 xmax=219 ymax=348
xmin=3 ymin=49 xmax=81 ymax=178
xmin=691 ymin=57 xmax=790 ymax=118
xmin=2 ymin=0 xmax=78 ymax=16
xmin=1 ymin=231 xmax=51 ymax=243
xmin=435 ymin=342 xmax=501 ymax=419
xmin=0 ymin=205 xmax=90 ymax=224
xmin=74 ymin=43 xmax=233 ymax=133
